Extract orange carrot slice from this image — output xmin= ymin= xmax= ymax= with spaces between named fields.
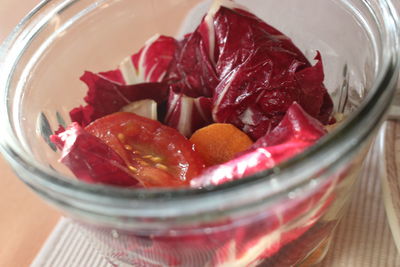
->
xmin=189 ymin=123 xmax=253 ymax=166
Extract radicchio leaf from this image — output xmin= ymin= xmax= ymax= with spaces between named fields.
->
xmin=295 ymin=52 xmax=334 ymax=124
xmin=251 ymin=102 xmax=327 ymax=148
xmin=70 ymin=71 xmax=168 ymax=126
xmin=164 ymin=87 xmax=213 ymax=137
xmin=118 ymin=35 xmax=178 ymax=84
xmin=206 ymin=4 xmax=332 ymax=140
xmin=98 ymin=69 xmax=125 ymax=84
xmin=165 ymin=31 xmax=219 ymax=98
xmin=94 ymin=35 xmax=177 ymax=85
xmin=190 ymin=144 xmax=309 ymax=188
xmin=50 ymin=123 xmax=139 ymax=187
xmin=208 ymin=180 xmax=336 ymax=266
xmin=190 ymin=103 xmax=326 ymax=187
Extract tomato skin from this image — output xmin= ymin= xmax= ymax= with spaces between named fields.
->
xmin=85 ymin=112 xmax=205 ymax=188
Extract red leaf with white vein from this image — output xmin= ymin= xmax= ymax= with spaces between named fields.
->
xmin=251 ymin=102 xmax=327 ymax=148
xmin=209 ymin=178 xmax=336 ymax=267
xmin=118 ymin=35 xmax=178 ymax=84
xmin=206 ymin=2 xmax=333 ymax=140
xmin=98 ymin=69 xmax=125 ymax=84
xmin=69 ymin=71 xmax=168 ymax=126
xmin=165 ymin=31 xmax=219 ymax=98
xmin=164 ymin=87 xmax=213 ymax=137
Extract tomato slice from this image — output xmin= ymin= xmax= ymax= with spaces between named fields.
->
xmin=85 ymin=112 xmax=205 ymax=188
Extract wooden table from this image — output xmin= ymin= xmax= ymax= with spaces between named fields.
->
xmin=0 ymin=1 xmax=60 ymax=266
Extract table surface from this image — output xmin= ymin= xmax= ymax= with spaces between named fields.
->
xmin=0 ymin=1 xmax=60 ymax=267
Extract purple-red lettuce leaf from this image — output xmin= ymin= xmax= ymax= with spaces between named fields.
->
xmin=295 ymin=52 xmax=334 ymax=124
xmin=70 ymin=35 xmax=176 ymax=126
xmin=90 ymin=35 xmax=177 ymax=86
xmin=70 ymin=71 xmax=169 ymax=127
xmin=203 ymin=3 xmax=333 ymax=140
xmin=212 ymin=5 xmax=310 ymax=78
xmin=164 ymin=86 xmax=213 ymax=137
xmin=212 ymin=51 xmax=331 ymax=140
xmin=252 ymin=102 xmax=327 ymax=148
xmin=116 ymin=35 xmax=178 ymax=84
xmin=191 ymin=103 xmax=326 ymax=187
xmin=190 ymin=143 xmax=310 ymax=188
xmin=212 ymin=48 xmax=301 ymax=140
xmin=50 ymin=123 xmax=139 ymax=187
xmin=165 ymin=31 xmax=219 ymax=98
xmin=160 ymin=14 xmax=219 ymax=134
xmin=98 ymin=69 xmax=125 ymax=84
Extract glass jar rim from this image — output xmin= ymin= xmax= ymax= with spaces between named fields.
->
xmin=0 ymin=0 xmax=399 ymax=220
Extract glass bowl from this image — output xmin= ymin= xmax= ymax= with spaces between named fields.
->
xmin=0 ymin=0 xmax=399 ymax=266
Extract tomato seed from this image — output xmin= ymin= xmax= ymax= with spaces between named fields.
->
xmin=138 ymin=160 xmax=149 ymax=166
xmin=124 ymin=144 xmax=133 ymax=151
xmin=151 ymin=157 xmax=162 ymax=163
xmin=155 ymin=163 xmax=168 ymax=171
xmin=128 ymin=165 xmax=138 ymax=173
xmin=117 ymin=133 xmax=125 ymax=142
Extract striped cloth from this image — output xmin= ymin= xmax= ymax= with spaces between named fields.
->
xmin=31 ymin=136 xmax=400 ymax=267
xmin=320 ymin=138 xmax=400 ymax=266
